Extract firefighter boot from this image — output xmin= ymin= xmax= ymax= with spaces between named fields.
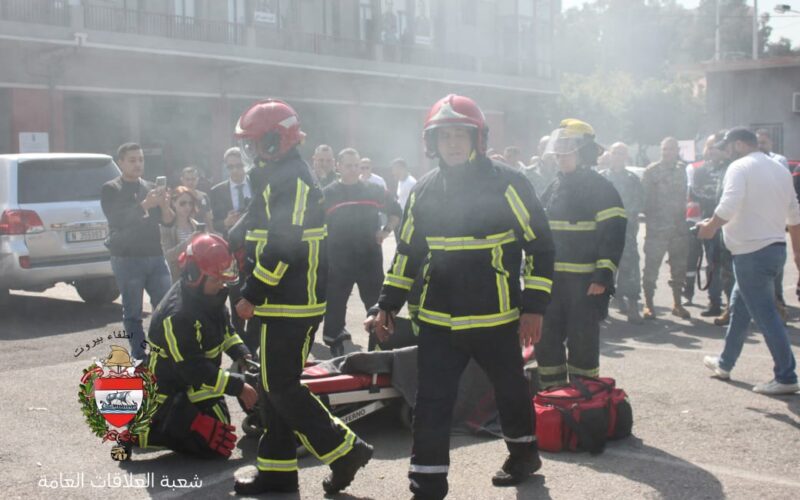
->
xmin=492 ymin=450 xmax=542 ymax=487
xmin=322 ymin=438 xmax=374 ymax=494
xmin=234 ymin=472 xmax=299 ymax=495
xmin=671 ymin=289 xmax=691 ymax=319
xmin=627 ymin=299 xmax=643 ymax=324
xmin=642 ymin=291 xmax=656 ymax=320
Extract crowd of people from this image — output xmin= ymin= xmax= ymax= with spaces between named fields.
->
xmin=97 ymin=93 xmax=799 ymax=499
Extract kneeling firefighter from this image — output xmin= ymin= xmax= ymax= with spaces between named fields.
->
xmin=143 ymin=232 xmax=258 ymax=458
xmin=536 ymin=119 xmax=627 ymax=389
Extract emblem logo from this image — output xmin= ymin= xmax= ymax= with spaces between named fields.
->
xmin=79 ymin=345 xmax=159 ymax=461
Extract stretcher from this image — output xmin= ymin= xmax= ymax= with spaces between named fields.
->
xmin=240 ymin=318 xmax=537 ymax=439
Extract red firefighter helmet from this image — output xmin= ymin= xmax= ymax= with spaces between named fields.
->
xmin=423 ymin=94 xmax=488 ymax=158
xmin=178 ymin=233 xmax=238 ymax=287
xmin=234 ymin=99 xmax=305 ymax=162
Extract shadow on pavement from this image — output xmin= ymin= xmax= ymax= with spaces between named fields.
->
xmin=0 ymin=294 xmax=122 ymax=340
xmin=541 ymin=437 xmax=724 ymax=498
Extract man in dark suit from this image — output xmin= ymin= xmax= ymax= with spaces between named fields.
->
xmin=211 ymin=147 xmax=252 ymax=238
xmin=210 ymin=147 xmax=255 ymax=348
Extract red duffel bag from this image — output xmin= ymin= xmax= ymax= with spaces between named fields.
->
xmin=533 ymin=376 xmax=632 ymax=454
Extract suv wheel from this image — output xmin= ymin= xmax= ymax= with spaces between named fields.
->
xmin=74 ymin=278 xmax=120 ymax=305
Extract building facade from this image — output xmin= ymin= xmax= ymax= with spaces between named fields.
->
xmin=704 ymin=56 xmax=800 ymax=161
xmin=0 ymin=0 xmax=560 ymax=184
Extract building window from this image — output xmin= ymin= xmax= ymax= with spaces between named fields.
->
xmin=381 ymin=0 xmax=408 ymax=44
xmin=174 ymin=0 xmax=195 ymax=18
xmin=228 ymin=0 xmax=246 ymax=24
xmin=359 ymin=0 xmax=373 ymax=41
xmin=414 ymin=0 xmax=432 ymax=45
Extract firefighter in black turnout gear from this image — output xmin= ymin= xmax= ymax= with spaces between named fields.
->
xmin=322 ymin=147 xmax=402 ymax=355
xmin=537 ymin=119 xmax=627 ymax=388
xmin=231 ymin=100 xmax=373 ymax=496
xmin=144 ymin=233 xmax=257 ymax=458
xmin=375 ymin=94 xmax=556 ymax=499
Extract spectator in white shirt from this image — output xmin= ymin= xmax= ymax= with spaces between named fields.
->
xmin=359 ymin=157 xmax=387 ymax=189
xmin=697 ymin=127 xmax=800 ymax=395
xmin=391 ymin=157 xmax=417 ymax=210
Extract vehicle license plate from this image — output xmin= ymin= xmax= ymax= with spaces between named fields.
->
xmin=66 ymin=229 xmax=107 ymax=242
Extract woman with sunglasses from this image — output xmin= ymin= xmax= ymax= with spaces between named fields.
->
xmin=161 ymin=186 xmax=202 ymax=282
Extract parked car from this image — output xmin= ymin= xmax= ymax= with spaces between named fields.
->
xmin=0 ymin=153 xmax=121 ymax=306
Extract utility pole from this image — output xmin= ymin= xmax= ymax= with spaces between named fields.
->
xmin=752 ymin=0 xmax=759 ymax=59
xmin=714 ymin=0 xmax=721 ymax=61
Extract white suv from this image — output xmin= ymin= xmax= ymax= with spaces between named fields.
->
xmin=0 ymin=153 xmax=121 ymax=306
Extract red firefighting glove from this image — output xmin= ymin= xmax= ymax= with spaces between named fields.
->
xmin=189 ymin=413 xmax=237 ymax=458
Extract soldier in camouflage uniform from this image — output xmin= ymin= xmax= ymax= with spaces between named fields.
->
xmin=641 ymin=137 xmax=691 ymax=320
xmin=602 ymin=142 xmax=644 ymax=323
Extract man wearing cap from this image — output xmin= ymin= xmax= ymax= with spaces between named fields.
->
xmin=537 ymin=119 xmax=627 ymax=388
xmin=698 ymin=127 xmax=800 ymax=395
xmin=641 ymin=137 xmax=692 ymax=320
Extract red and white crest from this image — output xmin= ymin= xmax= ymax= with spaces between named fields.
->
xmin=94 ymin=376 xmax=144 ymax=428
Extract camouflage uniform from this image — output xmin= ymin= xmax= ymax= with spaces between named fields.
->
xmin=602 ymin=168 xmax=643 ymax=301
xmin=642 ymin=160 xmax=690 ymax=307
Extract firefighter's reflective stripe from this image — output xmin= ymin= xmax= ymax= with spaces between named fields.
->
xmin=257 ymin=457 xmax=299 ymax=472
xmin=262 ymin=184 xmax=271 ymax=219
xmin=245 ymin=226 xmax=327 ymax=242
xmin=399 ymin=192 xmax=416 ymax=244
xmin=292 ymin=179 xmax=310 ymax=226
xmin=204 ymin=343 xmax=224 ymax=359
xmin=391 ymin=254 xmax=409 ymax=276
xmin=254 ymin=261 xmax=288 ymax=286
xmin=525 ymin=276 xmax=553 ymax=293
xmin=254 ymin=302 xmax=327 ymax=318
xmin=187 ymin=369 xmax=230 ymax=403
xmin=503 ymin=434 xmax=537 ymax=443
xmin=426 ymin=230 xmax=516 ymax=251
xmin=260 ymin=323 xmax=269 ymax=392
xmin=221 ymin=328 xmax=244 ymax=351
xmin=409 ymin=464 xmax=449 ymax=474
xmin=596 ymin=258 xmax=618 ymax=273
xmin=504 ymin=185 xmax=536 ymax=241
xmin=491 ymin=245 xmax=510 ymax=312
xmin=538 ymin=364 xmax=568 ymax=376
xmin=301 ymin=326 xmax=313 ymax=365
xmin=568 ymin=364 xmax=600 ymax=377
xmin=549 ymin=220 xmax=596 ymax=231
xmin=554 ymin=262 xmax=596 ymax=273
xmin=417 ymin=307 xmax=520 ymax=330
xmin=212 ymin=403 xmax=229 ymax=425
xmin=163 ymin=317 xmax=184 ymax=362
xmin=294 ymin=393 xmax=357 ymax=465
xmin=384 ymin=273 xmax=414 ymax=291
xmin=307 ymin=239 xmax=321 ymax=304
xmin=595 ymin=206 xmax=627 ymax=222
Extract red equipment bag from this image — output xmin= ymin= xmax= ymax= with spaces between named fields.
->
xmin=533 ymin=376 xmax=632 ymax=454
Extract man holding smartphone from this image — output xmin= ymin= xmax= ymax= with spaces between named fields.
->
xmin=101 ymin=143 xmax=175 ymax=359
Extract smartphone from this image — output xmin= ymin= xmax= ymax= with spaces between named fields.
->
xmin=156 ymin=176 xmax=167 ymax=188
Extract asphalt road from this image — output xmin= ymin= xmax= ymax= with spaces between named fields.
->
xmin=1 ymin=227 xmax=799 ymax=499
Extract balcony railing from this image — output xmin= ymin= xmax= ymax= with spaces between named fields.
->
xmin=84 ymin=5 xmax=244 ymax=46
xmin=0 ymin=0 xmax=69 ymax=27
xmin=0 ymin=3 xmax=551 ymax=79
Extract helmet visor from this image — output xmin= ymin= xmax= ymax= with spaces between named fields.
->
xmin=216 ymin=258 xmax=239 ymax=286
xmin=543 ymin=128 xmax=582 ymax=157
xmin=238 ymin=138 xmax=258 ymax=165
